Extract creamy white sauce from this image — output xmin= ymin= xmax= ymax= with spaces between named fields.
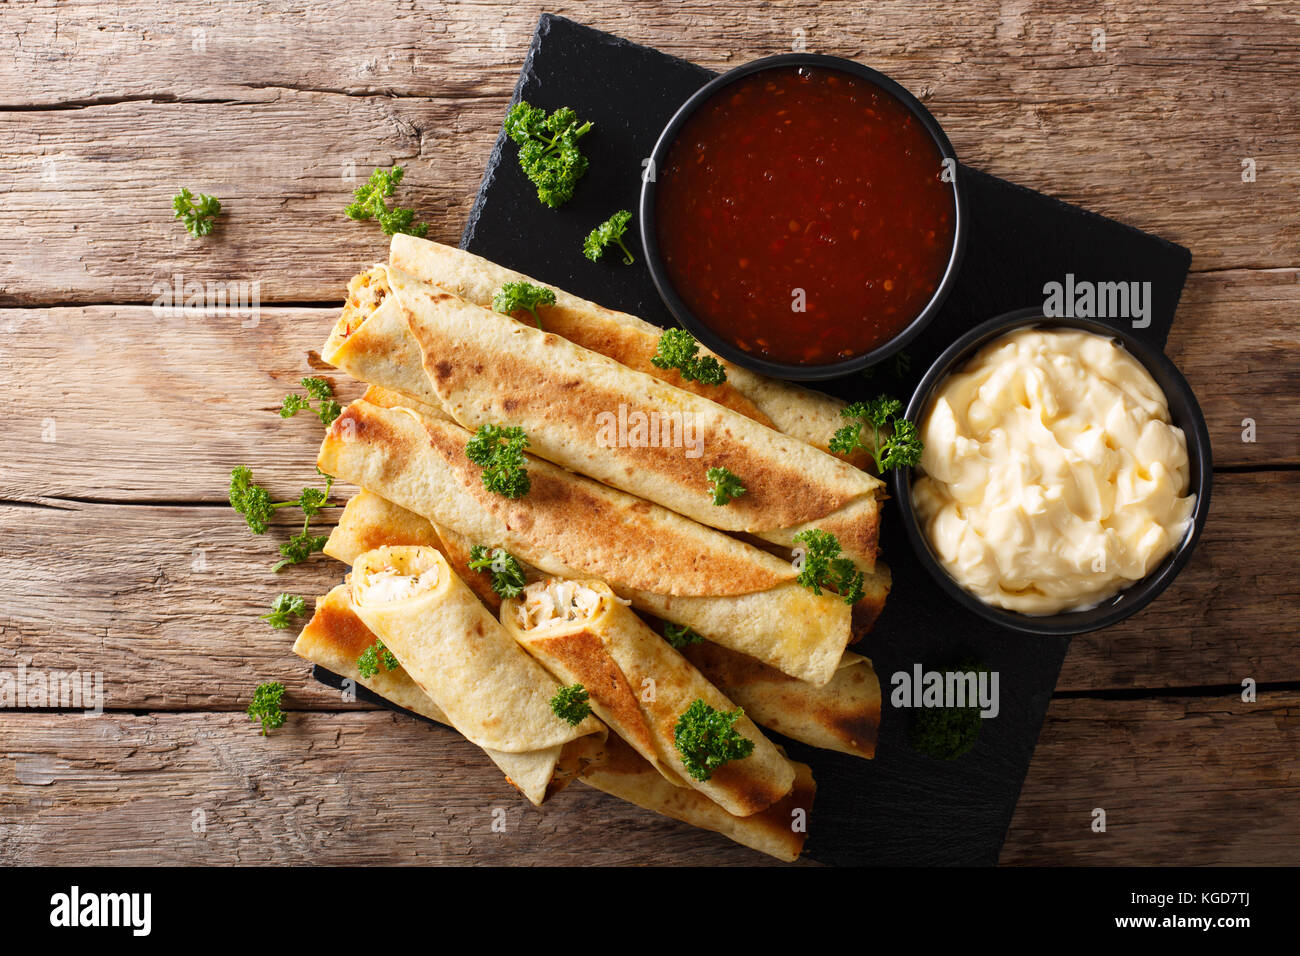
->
xmin=516 ymin=580 xmax=602 ymax=630
xmin=912 ymin=328 xmax=1196 ymax=615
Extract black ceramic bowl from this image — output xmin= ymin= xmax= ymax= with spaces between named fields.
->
xmin=892 ymin=308 xmax=1213 ymax=636
xmin=640 ymin=53 xmax=967 ymax=381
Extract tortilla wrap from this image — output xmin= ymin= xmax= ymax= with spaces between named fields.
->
xmin=502 ymin=578 xmax=796 ymax=816
xmin=681 ymin=643 xmax=881 ymax=760
xmin=318 ymin=399 xmax=853 ymax=684
xmin=389 ymin=233 xmax=864 ymax=473
xmin=295 ymin=599 xmax=811 ymax=861
xmin=323 ymin=489 xmax=881 ymax=755
xmin=580 ymin=735 xmax=814 ymax=863
xmin=346 ymin=546 xmax=605 ymax=794
xmin=338 ymin=263 xmax=884 ymax=570
xmin=291 ymin=584 xmax=601 ymax=804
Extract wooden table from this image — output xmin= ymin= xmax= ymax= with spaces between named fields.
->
xmin=1 ymin=1 xmax=1296 ymax=866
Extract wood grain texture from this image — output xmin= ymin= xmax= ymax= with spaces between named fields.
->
xmin=1 ymin=692 xmax=1292 ymax=866
xmin=0 ymin=470 xmax=1293 ymax=713
xmin=1 ymin=0 xmax=1297 ymax=309
xmin=1002 ymin=690 xmax=1300 ymax=865
xmin=0 ymin=711 xmax=786 ymax=865
xmin=0 ymin=266 xmax=1294 ymax=510
xmin=2 ymin=0 xmax=1298 ymax=867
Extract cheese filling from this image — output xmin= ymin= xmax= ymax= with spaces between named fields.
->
xmin=912 ymin=328 xmax=1196 ymax=615
xmin=515 ymin=580 xmax=603 ymax=631
xmin=356 ymin=560 xmax=440 ymax=605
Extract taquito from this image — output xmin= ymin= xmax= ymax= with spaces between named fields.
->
xmin=502 ymin=578 xmax=796 ymax=816
xmin=580 ymin=735 xmax=814 ymax=863
xmin=388 ymin=233 xmax=862 ymax=471
xmin=291 ymin=584 xmax=601 ymax=804
xmin=336 ymin=263 xmax=884 ymax=570
xmin=327 ymin=487 xmax=881 ymax=756
xmin=345 ymin=545 xmax=606 ymax=802
xmin=296 ymin=596 xmax=811 ymax=861
xmin=318 ymin=399 xmax=853 ymax=685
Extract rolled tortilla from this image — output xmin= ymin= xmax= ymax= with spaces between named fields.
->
xmin=580 ymin=735 xmax=814 ymax=863
xmin=296 ymin=598 xmax=811 ymax=861
xmin=291 ymin=584 xmax=602 ymax=804
xmin=323 ymin=489 xmax=880 ymax=758
xmin=389 ymin=233 xmax=864 ymax=471
xmin=346 ymin=545 xmax=606 ymax=801
xmin=502 ymin=578 xmax=796 ymax=816
xmin=319 ymin=399 xmax=853 ymax=684
xmin=681 ymin=643 xmax=881 ymax=760
xmin=342 ymin=263 xmax=884 ymax=570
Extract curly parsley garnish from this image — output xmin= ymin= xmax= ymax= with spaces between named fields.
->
xmin=468 ymin=545 xmax=527 ymax=599
xmin=492 ymin=281 xmax=556 ymax=330
xmin=357 ymin=639 xmax=401 ymax=679
xmin=247 ymin=681 xmax=286 ymax=736
xmin=504 ymin=101 xmax=592 ymax=208
xmin=465 ymin=425 xmax=531 ymax=499
xmin=172 ymin=188 xmax=221 ymax=238
xmin=279 ymin=376 xmax=342 ymax=426
xmin=910 ymin=660 xmax=989 ymax=760
xmin=228 ymin=466 xmax=339 ymax=570
xmin=673 ymin=699 xmax=754 ymax=782
xmin=344 ymin=165 xmax=428 ymax=237
xmin=650 ymin=328 xmax=726 ymax=385
xmin=705 ymin=466 xmax=746 ymax=506
xmin=549 ymin=684 xmax=592 ymax=726
xmin=583 ymin=209 xmax=635 ymax=265
xmin=260 ymin=593 xmax=306 ymax=630
xmin=663 ymin=622 xmax=704 ymax=649
xmin=792 ymin=529 xmax=864 ymax=605
xmin=829 ymin=395 xmax=924 ymax=472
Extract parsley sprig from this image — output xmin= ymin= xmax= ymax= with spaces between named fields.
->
xmin=357 ymin=639 xmax=401 ymax=679
xmin=504 ymin=102 xmax=592 ymax=208
xmin=344 ymin=165 xmax=428 ymax=237
xmin=260 ymin=593 xmax=306 ymax=629
xmin=650 ymin=328 xmax=726 ymax=385
xmin=705 ymin=466 xmax=746 ymax=506
xmin=829 ymin=395 xmax=924 ymax=472
xmin=468 ymin=545 xmax=527 ymax=599
xmin=228 ymin=466 xmax=340 ymax=571
xmin=792 ymin=529 xmax=865 ymax=605
xmin=172 ymin=188 xmax=221 ymax=238
xmin=491 ymin=281 xmax=555 ymax=330
xmin=583 ymin=210 xmax=635 ymax=265
xmin=279 ymin=377 xmax=342 ymax=426
xmin=550 ymin=684 xmax=592 ymax=726
xmin=247 ymin=681 xmax=286 ymax=736
xmin=674 ymin=699 xmax=754 ymax=782
xmin=663 ymin=622 xmax=704 ymax=649
xmin=465 ymin=425 xmax=531 ymax=499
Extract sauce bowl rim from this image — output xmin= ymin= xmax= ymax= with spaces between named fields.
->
xmin=639 ymin=52 xmax=967 ymax=381
xmin=891 ymin=307 xmax=1214 ymax=637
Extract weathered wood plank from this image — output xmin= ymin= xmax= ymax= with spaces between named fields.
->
xmin=0 ymin=269 xmax=1292 ymax=511
xmin=1 ymin=692 xmax=1293 ymax=865
xmin=1001 ymin=690 xmax=1300 ymax=865
xmin=0 ymin=470 xmax=1293 ymax=711
xmin=0 ymin=0 xmax=1297 ymax=309
xmin=0 ymin=710 xmax=783 ymax=865
xmin=0 ymin=94 xmax=500 ymax=306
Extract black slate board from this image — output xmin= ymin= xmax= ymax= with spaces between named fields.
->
xmin=321 ymin=14 xmax=1192 ymax=866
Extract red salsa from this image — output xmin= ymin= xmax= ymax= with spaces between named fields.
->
xmin=655 ymin=65 xmax=955 ymax=366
